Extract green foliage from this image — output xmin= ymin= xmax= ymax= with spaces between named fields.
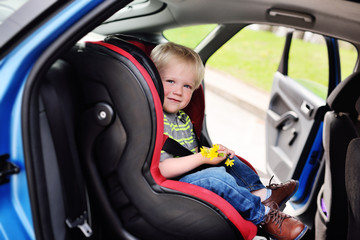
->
xmin=207 ymin=28 xmax=285 ymax=92
xmin=164 ymin=24 xmax=217 ymax=49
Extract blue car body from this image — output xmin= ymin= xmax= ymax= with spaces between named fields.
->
xmin=0 ymin=1 xmax=102 ymax=238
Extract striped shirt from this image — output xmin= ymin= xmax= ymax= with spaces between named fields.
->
xmin=160 ymin=110 xmax=198 ymax=161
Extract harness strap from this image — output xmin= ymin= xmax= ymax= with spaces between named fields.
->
xmin=162 ymin=135 xmax=194 ymax=157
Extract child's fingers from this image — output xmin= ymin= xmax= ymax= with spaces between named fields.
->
xmin=217 ymin=150 xmax=227 ymax=157
xmin=219 ymin=148 xmax=235 ymax=158
xmin=228 ymin=150 xmax=235 ymax=159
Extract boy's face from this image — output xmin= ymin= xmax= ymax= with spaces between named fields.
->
xmin=160 ymin=58 xmax=196 ymax=114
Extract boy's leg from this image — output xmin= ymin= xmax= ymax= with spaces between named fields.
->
xmin=226 ymin=156 xmax=298 ymax=209
xmin=179 ymin=166 xmax=266 ymax=225
xmin=180 ymin=166 xmax=308 ymax=239
xmin=225 ymin=157 xmax=307 ymax=239
xmin=224 ymin=156 xmax=265 ymax=191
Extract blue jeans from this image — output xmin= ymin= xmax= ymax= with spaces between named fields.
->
xmin=179 ymin=156 xmax=266 ymax=225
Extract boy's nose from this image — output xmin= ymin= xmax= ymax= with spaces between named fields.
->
xmin=173 ymin=86 xmax=182 ymax=95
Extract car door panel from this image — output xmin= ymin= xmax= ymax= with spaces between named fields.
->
xmin=266 ymin=72 xmax=325 ymax=182
xmin=265 ymin=32 xmax=344 ymax=225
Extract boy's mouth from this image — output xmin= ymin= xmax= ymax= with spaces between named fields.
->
xmin=168 ymin=97 xmax=181 ymax=103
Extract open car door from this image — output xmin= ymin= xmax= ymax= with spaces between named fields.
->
xmin=265 ymin=31 xmax=341 ymax=224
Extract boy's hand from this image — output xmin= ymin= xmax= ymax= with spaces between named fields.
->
xmin=202 ymin=154 xmax=226 ymax=165
xmin=202 ymin=144 xmax=235 ymax=165
xmin=217 ymin=144 xmax=235 ymax=159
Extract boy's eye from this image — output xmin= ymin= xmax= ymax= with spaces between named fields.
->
xmin=184 ymin=85 xmax=193 ymax=90
xmin=166 ymin=80 xmax=175 ymax=84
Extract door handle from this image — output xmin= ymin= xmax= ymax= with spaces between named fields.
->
xmin=289 ymin=128 xmax=298 ymax=146
xmin=300 ymin=100 xmax=314 ymax=118
xmin=267 ymin=110 xmax=298 ymax=130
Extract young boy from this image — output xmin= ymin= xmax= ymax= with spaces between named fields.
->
xmin=151 ymin=42 xmax=307 ymax=240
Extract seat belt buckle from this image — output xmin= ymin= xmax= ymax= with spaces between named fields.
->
xmin=66 ymin=211 xmax=93 ymax=237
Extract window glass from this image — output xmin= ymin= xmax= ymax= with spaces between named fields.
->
xmin=207 ymin=25 xmax=285 ymax=92
xmin=288 ymin=32 xmax=358 ymax=99
xmin=165 ymin=25 xmax=358 ymax=99
xmin=288 ymin=31 xmax=329 ymax=99
xmin=339 ymin=40 xmax=358 ymax=80
xmin=163 ymin=24 xmax=217 ymax=49
xmin=205 ymin=24 xmax=286 ymax=173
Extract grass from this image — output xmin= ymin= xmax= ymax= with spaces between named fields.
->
xmin=206 ymin=28 xmax=285 ymax=92
xmin=164 ymin=25 xmax=358 ymax=99
xmin=164 ymin=24 xmax=217 ymax=49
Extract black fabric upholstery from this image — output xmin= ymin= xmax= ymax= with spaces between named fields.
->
xmin=319 ymin=111 xmax=358 ymax=238
xmin=39 ymin=59 xmax=89 ymax=239
xmin=345 ymin=138 xmax=360 ymax=240
xmin=327 ymin=71 xmax=360 ymax=114
xmin=63 ymin=41 xmax=243 ymax=240
xmin=66 ymin=43 xmax=158 ymax=239
xmin=104 ymin=35 xmax=164 ymax=104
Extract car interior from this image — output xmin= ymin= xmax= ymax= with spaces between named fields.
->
xmin=21 ymin=0 xmax=360 ymax=239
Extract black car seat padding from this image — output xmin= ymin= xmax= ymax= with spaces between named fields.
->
xmin=39 ymin=59 xmax=92 ymax=239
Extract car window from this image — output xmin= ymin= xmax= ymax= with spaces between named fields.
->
xmin=288 ymin=31 xmax=358 ymax=99
xmin=164 ymin=24 xmax=217 ymax=49
xmin=287 ymin=31 xmax=329 ymax=99
xmin=207 ymin=25 xmax=285 ymax=92
xmin=204 ymin=25 xmax=286 ymax=173
xmin=338 ymin=40 xmax=358 ymax=81
xmin=165 ymin=25 xmax=358 ymax=99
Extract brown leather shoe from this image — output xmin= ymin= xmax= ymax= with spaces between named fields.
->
xmin=262 ymin=177 xmax=299 ymax=209
xmin=261 ymin=202 xmax=308 ymax=240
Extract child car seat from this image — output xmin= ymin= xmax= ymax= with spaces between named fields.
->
xmin=106 ymin=35 xmax=257 ymax=172
xmin=65 ymin=35 xmax=258 ymax=240
xmin=315 ymin=71 xmax=360 ymax=239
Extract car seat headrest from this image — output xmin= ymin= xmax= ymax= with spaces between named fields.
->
xmin=105 ymin=34 xmax=206 ymax=137
xmin=107 ymin=34 xmax=160 ymax=56
xmin=104 ymin=35 xmax=164 ymax=104
xmin=327 ymin=71 xmax=360 ymax=113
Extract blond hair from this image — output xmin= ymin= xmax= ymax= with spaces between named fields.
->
xmin=150 ymin=42 xmax=204 ymax=89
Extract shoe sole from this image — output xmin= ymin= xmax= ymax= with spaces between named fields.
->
xmin=279 ymin=180 xmax=299 ymax=211
xmin=294 ymin=224 xmax=308 ymax=240
xmin=265 ymin=224 xmax=308 ymax=240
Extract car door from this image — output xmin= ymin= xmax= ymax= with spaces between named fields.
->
xmin=265 ymin=30 xmax=341 ymax=212
xmin=0 ymin=1 xmax=128 ymax=239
